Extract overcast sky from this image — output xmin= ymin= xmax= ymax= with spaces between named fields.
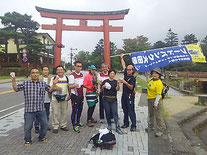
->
xmin=0 ymin=0 xmax=207 ymax=62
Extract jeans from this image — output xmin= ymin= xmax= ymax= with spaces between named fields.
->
xmin=99 ymin=92 xmax=105 ymax=119
xmin=121 ymin=93 xmax=136 ymax=128
xmin=24 ymin=110 xmax=48 ymax=142
xmin=34 ymin=102 xmax=50 ymax=127
xmin=103 ymin=99 xmax=119 ymax=127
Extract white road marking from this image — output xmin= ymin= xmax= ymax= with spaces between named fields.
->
xmin=0 ymin=102 xmax=24 ymax=113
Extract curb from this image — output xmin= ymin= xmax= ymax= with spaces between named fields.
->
xmin=166 ymin=106 xmax=207 ymax=154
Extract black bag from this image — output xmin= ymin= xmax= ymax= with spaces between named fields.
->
xmin=71 ymin=94 xmax=83 ymax=105
xmin=53 ymin=75 xmax=69 ymax=102
xmin=90 ymin=132 xmax=116 ymax=150
xmin=54 ymin=94 xmax=67 ymax=102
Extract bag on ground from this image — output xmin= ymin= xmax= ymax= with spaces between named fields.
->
xmin=89 ymin=128 xmax=116 ymax=149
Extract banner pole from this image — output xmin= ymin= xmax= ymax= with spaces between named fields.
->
xmin=110 ymin=43 xmax=200 ymax=58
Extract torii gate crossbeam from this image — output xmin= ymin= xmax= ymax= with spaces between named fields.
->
xmin=36 ymin=6 xmax=129 ymax=68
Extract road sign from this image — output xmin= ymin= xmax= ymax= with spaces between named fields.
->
xmin=22 ymin=57 xmax=28 ymax=62
xmin=23 ymin=53 xmax=27 ymax=57
xmin=23 ymin=49 xmax=27 ymax=54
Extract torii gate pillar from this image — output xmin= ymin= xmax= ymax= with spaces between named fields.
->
xmin=36 ymin=6 xmax=129 ymax=68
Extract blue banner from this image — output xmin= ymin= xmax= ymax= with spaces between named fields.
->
xmin=130 ymin=46 xmax=192 ymax=72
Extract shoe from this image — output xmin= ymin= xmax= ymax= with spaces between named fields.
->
xmin=155 ymin=132 xmax=163 ymax=137
xmin=53 ymin=129 xmax=58 ymax=133
xmin=47 ymin=127 xmax=51 ymax=131
xmin=116 ymin=127 xmax=124 ymax=134
xmin=99 ymin=119 xmax=104 ymax=123
xmin=24 ymin=141 xmax=31 ymax=146
xmin=35 ymin=127 xmax=40 ymax=134
xmin=121 ymin=125 xmax=129 ymax=128
xmin=145 ymin=127 xmax=154 ymax=132
xmin=60 ymin=127 xmax=69 ymax=131
xmin=107 ymin=125 xmax=112 ymax=131
xmin=130 ymin=127 xmax=136 ymax=132
xmin=86 ymin=120 xmax=94 ymax=127
xmin=39 ymin=137 xmax=48 ymax=143
xmin=77 ymin=122 xmax=84 ymax=127
xmin=91 ymin=118 xmax=97 ymax=123
xmin=73 ymin=126 xmax=80 ymax=133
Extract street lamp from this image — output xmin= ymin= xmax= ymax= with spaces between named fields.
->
xmin=70 ymin=48 xmax=77 ymax=72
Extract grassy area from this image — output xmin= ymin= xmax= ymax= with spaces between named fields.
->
xmin=0 ymin=76 xmax=26 ymax=79
xmin=161 ymin=104 xmax=169 ymax=120
xmin=135 ymin=77 xmax=147 ymax=93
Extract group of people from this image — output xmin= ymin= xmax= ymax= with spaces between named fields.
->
xmin=11 ymin=54 xmax=165 ymax=146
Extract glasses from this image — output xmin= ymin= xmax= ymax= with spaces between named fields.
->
xmin=127 ymin=69 xmax=133 ymax=71
xmin=76 ymin=65 xmax=82 ymax=68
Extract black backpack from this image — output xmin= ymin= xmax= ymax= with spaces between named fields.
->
xmin=89 ymin=132 xmax=116 ymax=150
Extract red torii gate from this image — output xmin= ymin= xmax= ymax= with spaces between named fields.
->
xmin=36 ymin=6 xmax=129 ymax=68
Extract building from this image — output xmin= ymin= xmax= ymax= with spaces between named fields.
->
xmin=0 ymin=33 xmax=55 ymax=68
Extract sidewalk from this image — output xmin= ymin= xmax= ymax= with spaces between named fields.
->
xmin=0 ymin=91 xmax=148 ymax=155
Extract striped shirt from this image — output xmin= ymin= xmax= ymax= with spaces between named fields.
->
xmin=50 ymin=75 xmax=69 ymax=101
xmin=17 ymin=80 xmax=50 ymax=112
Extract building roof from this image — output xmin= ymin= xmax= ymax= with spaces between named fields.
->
xmin=37 ymin=33 xmax=55 ymax=44
xmin=36 ymin=6 xmax=129 ymax=16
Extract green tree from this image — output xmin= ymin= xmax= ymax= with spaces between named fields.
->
xmin=152 ymin=41 xmax=166 ymax=49
xmin=165 ymin=28 xmax=178 ymax=47
xmin=74 ymin=50 xmax=91 ymax=70
xmin=181 ymin=33 xmax=198 ymax=45
xmin=90 ymin=39 xmax=117 ymax=69
xmin=0 ymin=12 xmax=40 ymax=66
xmin=0 ymin=28 xmax=12 ymax=62
xmin=122 ymin=35 xmax=151 ymax=68
xmin=123 ymin=35 xmax=151 ymax=53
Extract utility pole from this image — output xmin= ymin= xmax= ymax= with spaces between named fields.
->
xmin=70 ymin=48 xmax=77 ymax=72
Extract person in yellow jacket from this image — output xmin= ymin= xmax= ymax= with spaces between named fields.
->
xmin=146 ymin=68 xmax=165 ymax=137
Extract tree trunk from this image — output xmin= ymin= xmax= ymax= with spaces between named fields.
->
xmin=14 ymin=36 xmax=22 ymax=67
xmin=5 ymin=40 xmax=8 ymax=62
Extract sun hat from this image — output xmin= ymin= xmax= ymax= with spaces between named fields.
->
xmin=151 ymin=68 xmax=162 ymax=75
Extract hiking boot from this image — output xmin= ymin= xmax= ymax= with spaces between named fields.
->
xmin=155 ymin=131 xmax=163 ymax=137
xmin=73 ymin=126 xmax=80 ymax=133
xmin=121 ymin=125 xmax=129 ymax=128
xmin=39 ymin=137 xmax=48 ymax=143
xmin=53 ymin=129 xmax=58 ymax=133
xmin=60 ymin=127 xmax=69 ymax=131
xmin=99 ymin=119 xmax=104 ymax=123
xmin=130 ymin=127 xmax=136 ymax=132
xmin=35 ymin=127 xmax=40 ymax=134
xmin=24 ymin=141 xmax=31 ymax=147
xmin=116 ymin=127 xmax=124 ymax=134
xmin=91 ymin=118 xmax=97 ymax=123
xmin=77 ymin=122 xmax=84 ymax=127
xmin=86 ymin=120 xmax=94 ymax=127
xmin=107 ymin=125 xmax=112 ymax=131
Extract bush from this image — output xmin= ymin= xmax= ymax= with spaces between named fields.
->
xmin=0 ymin=67 xmax=27 ymax=76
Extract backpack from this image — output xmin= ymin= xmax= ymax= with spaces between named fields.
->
xmin=161 ymin=84 xmax=169 ymax=99
xmin=89 ymin=132 xmax=116 ymax=150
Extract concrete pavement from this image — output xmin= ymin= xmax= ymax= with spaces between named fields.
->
xmin=0 ymin=91 xmax=149 ymax=155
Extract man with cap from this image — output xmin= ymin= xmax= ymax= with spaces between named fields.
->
xmin=120 ymin=54 xmax=137 ymax=131
xmin=146 ymin=68 xmax=165 ymax=137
